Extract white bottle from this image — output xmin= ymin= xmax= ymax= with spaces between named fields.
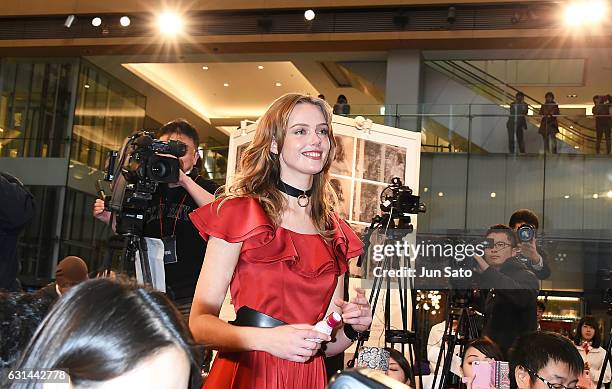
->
xmin=307 ymin=312 xmax=342 ymax=343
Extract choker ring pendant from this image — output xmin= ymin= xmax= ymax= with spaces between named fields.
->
xmin=297 ymin=194 xmax=310 ymax=207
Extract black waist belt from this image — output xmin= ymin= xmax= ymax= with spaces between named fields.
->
xmin=230 ymin=306 xmax=286 ymax=328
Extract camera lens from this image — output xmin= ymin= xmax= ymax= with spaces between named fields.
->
xmin=150 ymin=160 xmax=169 ymax=179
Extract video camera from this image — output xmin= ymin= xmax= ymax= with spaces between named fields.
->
xmin=380 ymin=177 xmax=426 ymax=217
xmin=103 ymin=131 xmax=187 ymax=235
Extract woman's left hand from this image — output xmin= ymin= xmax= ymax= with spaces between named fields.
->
xmin=334 ymin=287 xmax=372 ymax=332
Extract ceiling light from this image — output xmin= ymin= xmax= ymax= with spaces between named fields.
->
xmin=490 ymin=192 xmax=496 ymax=198
xmin=423 ymin=187 xmax=428 ymax=193
xmin=223 ymin=83 xmax=229 ymax=87
xmin=564 ymin=195 xmax=570 ymax=199
xmin=157 ymin=12 xmax=182 ymax=35
xmin=304 ymin=9 xmax=316 ymax=21
xmin=202 ymin=66 xmax=209 ymax=70
xmin=564 ymin=0 xmax=607 ymax=28
xmin=574 ymin=145 xmax=580 ymax=149
xmin=438 ymin=192 xmax=444 ymax=197
xmin=84 ymin=84 xmax=90 ymax=89
xmin=257 ymin=65 xmax=264 ymax=70
xmin=120 ymin=16 xmax=131 ymax=27
xmin=64 ymin=15 xmax=75 ymax=28
xmin=91 ymin=17 xmax=102 ymax=27
xmin=608 ymin=191 xmax=612 ymax=198
xmin=275 ymin=82 xmax=282 ymax=87
xmin=567 ymin=94 xmax=577 ymax=98
xmin=593 ymin=193 xmax=599 ymax=199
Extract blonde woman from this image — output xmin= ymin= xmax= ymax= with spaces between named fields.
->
xmin=189 ymin=93 xmax=372 ymax=388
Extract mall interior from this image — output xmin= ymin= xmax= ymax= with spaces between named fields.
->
xmin=1 ymin=0 xmax=612 ymax=387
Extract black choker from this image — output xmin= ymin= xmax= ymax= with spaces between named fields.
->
xmin=277 ymin=181 xmax=312 ymax=207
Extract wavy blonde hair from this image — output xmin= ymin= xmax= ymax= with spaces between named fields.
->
xmin=220 ymin=93 xmax=338 ymax=238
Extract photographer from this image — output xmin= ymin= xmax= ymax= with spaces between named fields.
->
xmin=509 ymin=209 xmax=551 ymax=280
xmin=473 ymin=224 xmax=539 ymax=358
xmin=93 ymin=119 xmax=218 ymax=316
xmin=0 ymin=172 xmax=36 ymax=292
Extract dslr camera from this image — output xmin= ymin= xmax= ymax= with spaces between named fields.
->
xmin=104 ymin=131 xmax=187 ymax=235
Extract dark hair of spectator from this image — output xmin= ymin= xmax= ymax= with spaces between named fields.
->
xmin=461 ymin=337 xmax=504 ymax=365
xmin=574 ymin=316 xmax=602 ymax=348
xmin=9 ymin=278 xmax=202 ymax=389
xmin=509 ymin=331 xmax=583 ymax=388
xmin=0 ymin=292 xmax=55 ymax=368
xmin=537 ymin=300 xmax=546 ymax=312
xmin=336 ymin=94 xmax=348 ymax=104
xmin=516 ymin=91 xmax=525 ymax=98
xmin=385 ymin=347 xmax=413 ymax=384
xmin=509 ymin=209 xmax=540 ymax=230
xmin=486 ymin=224 xmax=518 ymax=247
xmin=157 ymin=119 xmax=200 ymax=148
xmin=545 ymin=92 xmax=555 ymax=100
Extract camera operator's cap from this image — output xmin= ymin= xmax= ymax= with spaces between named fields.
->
xmin=55 ymin=256 xmax=89 ymax=289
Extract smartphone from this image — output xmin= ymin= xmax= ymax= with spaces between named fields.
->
xmin=472 ymin=361 xmax=493 ymax=388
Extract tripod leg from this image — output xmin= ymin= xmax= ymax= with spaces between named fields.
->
xmin=596 ymin=332 xmax=612 ymax=389
xmin=137 ymin=237 xmax=153 ymax=285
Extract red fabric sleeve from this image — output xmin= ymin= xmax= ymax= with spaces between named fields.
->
xmin=189 ymin=197 xmax=274 ymax=244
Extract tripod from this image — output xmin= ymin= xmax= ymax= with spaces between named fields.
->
xmin=431 ymin=290 xmax=481 ymax=389
xmin=100 ymin=233 xmax=152 ymax=284
xmin=596 ymin=296 xmax=612 ymax=389
xmin=349 ymin=211 xmax=425 ymax=389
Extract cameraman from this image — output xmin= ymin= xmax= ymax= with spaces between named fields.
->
xmin=509 ymin=209 xmax=551 ymax=280
xmin=93 ymin=119 xmax=219 ymax=316
xmin=473 ymin=224 xmax=539 ymax=358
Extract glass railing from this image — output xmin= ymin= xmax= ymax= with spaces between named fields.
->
xmin=333 ymin=103 xmax=610 ymax=156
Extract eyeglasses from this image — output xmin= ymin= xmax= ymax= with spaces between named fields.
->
xmin=485 ymin=241 xmax=512 ymax=251
xmin=522 ymin=366 xmax=577 ymax=389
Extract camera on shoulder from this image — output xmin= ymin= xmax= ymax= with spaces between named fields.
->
xmin=103 ymin=131 xmax=187 ymax=235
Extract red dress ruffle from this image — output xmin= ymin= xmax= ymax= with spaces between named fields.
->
xmin=189 ymin=197 xmax=363 ymax=389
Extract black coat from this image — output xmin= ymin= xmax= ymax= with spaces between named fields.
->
xmin=0 ymin=173 xmax=35 ymax=292
xmin=480 ymin=257 xmax=539 ymax=358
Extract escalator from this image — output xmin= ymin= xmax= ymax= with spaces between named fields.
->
xmin=425 ymin=59 xmax=597 ymax=153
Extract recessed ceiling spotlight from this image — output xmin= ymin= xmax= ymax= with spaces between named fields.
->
xmin=84 ymin=84 xmax=90 ymax=89
xmin=275 ymin=82 xmax=282 ymax=87
xmin=92 ymin=17 xmax=102 ymax=27
xmin=64 ymin=15 xmax=76 ymax=28
xmin=564 ymin=195 xmax=570 ymax=199
xmin=567 ymin=94 xmax=577 ymax=98
xmin=120 ymin=16 xmax=131 ymax=27
xmin=257 ymin=65 xmax=264 ymax=70
xmin=223 ymin=83 xmax=229 ymax=87
xmin=304 ymin=9 xmax=316 ymax=21
xmin=157 ymin=12 xmax=182 ymax=35
xmin=202 ymin=66 xmax=209 ymax=70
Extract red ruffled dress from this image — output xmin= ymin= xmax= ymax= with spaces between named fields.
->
xmin=189 ymin=197 xmax=363 ymax=389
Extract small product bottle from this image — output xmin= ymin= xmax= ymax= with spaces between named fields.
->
xmin=307 ymin=312 xmax=343 ymax=343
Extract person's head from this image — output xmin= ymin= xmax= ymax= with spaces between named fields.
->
xmin=336 ymin=94 xmax=348 ymax=104
xmin=516 ymin=92 xmax=525 ymax=102
xmin=509 ymin=209 xmax=540 ymax=232
xmin=157 ymin=119 xmax=200 ymax=174
xmin=545 ymin=92 xmax=555 ymax=103
xmin=12 ymin=278 xmax=201 ymax=389
xmin=574 ymin=316 xmax=601 ymax=347
xmin=484 ymin=224 xmax=518 ymax=268
xmin=461 ymin=337 xmax=504 ymax=378
xmin=537 ymin=301 xmax=546 ymax=321
xmin=593 ymin=95 xmax=601 ymax=104
xmin=385 ymin=348 xmax=412 ymax=385
xmin=0 ymin=292 xmax=55 ymax=368
xmin=55 ymin=256 xmax=88 ymax=295
xmin=510 ymin=331 xmax=583 ymax=389
xmin=224 ymin=93 xmax=337 ymax=237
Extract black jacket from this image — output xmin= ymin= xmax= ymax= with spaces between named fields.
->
xmin=528 ymin=247 xmax=551 ymax=280
xmin=480 ymin=257 xmax=539 ymax=358
xmin=0 ymin=173 xmax=35 ymax=292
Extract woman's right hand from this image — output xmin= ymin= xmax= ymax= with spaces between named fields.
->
xmin=260 ymin=324 xmax=331 ymax=363
xmin=93 ymin=198 xmax=111 ymax=224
